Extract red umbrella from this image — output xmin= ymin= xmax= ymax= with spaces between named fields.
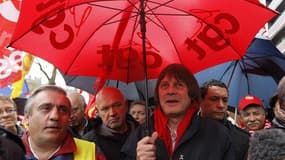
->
xmin=9 ymin=0 xmax=277 ymax=133
xmin=10 ymin=0 xmax=277 ymax=81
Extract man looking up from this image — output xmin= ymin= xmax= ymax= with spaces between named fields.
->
xmin=122 ymin=64 xmax=234 ymax=160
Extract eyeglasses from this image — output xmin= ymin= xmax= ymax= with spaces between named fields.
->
xmin=0 ymin=108 xmax=17 ymax=115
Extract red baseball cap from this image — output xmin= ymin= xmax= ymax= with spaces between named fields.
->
xmin=238 ymin=95 xmax=263 ymax=111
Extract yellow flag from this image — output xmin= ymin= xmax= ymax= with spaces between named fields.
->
xmin=11 ymin=53 xmax=34 ymax=98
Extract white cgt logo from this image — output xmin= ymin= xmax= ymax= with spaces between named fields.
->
xmin=0 ymin=0 xmax=20 ymax=23
xmin=0 ymin=50 xmax=23 ymax=79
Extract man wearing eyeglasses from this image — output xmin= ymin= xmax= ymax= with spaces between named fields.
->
xmin=272 ymin=76 xmax=285 ymax=130
xmin=0 ymin=95 xmax=24 ymax=136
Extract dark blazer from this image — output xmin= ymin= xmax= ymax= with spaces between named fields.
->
xmin=121 ymin=114 xmax=235 ymax=160
xmin=224 ymin=119 xmax=250 ymax=160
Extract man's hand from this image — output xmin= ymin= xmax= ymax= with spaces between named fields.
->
xmin=136 ymin=132 xmax=158 ymax=160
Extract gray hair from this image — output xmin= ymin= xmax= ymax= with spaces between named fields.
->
xmin=67 ymin=92 xmax=87 ymax=110
xmin=24 ymin=85 xmax=68 ymax=115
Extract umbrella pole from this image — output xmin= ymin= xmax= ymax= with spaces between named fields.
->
xmin=227 ymin=61 xmax=238 ymax=124
xmin=140 ymin=0 xmax=150 ymax=136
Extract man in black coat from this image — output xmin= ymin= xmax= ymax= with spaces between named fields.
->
xmin=121 ymin=64 xmax=234 ymax=160
xmin=83 ymin=87 xmax=139 ymax=160
xmin=200 ymin=79 xmax=250 ymax=160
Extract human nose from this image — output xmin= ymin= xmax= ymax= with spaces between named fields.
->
xmin=70 ymin=111 xmax=76 ymax=117
xmin=50 ymin=107 xmax=60 ymax=120
xmin=109 ymin=107 xmax=117 ymax=116
xmin=166 ymin=85 xmax=176 ymax=95
xmin=217 ymin=99 xmax=226 ymax=108
xmin=248 ymin=114 xmax=255 ymax=121
xmin=133 ymin=113 xmax=139 ymax=118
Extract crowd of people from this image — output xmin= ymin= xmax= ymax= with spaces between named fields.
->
xmin=0 ymin=63 xmax=284 ymax=160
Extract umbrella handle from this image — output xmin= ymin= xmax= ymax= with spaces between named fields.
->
xmin=139 ymin=0 xmax=151 ymax=136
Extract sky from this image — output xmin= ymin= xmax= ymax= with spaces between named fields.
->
xmin=26 ymin=57 xmax=66 ymax=86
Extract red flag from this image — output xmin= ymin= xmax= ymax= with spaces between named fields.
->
xmin=85 ymin=93 xmax=96 ymax=119
xmin=0 ymin=0 xmax=24 ymax=88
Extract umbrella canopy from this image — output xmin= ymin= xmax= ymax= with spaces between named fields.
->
xmin=10 ymin=0 xmax=277 ymax=83
xmin=9 ymin=0 xmax=277 ymax=133
xmin=62 ymin=74 xmax=157 ymax=101
xmin=195 ymin=38 xmax=285 ymax=108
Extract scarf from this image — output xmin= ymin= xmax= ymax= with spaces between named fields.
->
xmin=154 ymin=104 xmax=198 ymax=157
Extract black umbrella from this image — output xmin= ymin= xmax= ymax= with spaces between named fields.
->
xmin=195 ymin=38 xmax=285 ymax=108
xmin=62 ymin=74 xmax=157 ymax=102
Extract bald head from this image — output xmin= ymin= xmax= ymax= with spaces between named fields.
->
xmin=96 ymin=87 xmax=125 ymax=103
xmin=95 ymin=87 xmax=128 ymax=133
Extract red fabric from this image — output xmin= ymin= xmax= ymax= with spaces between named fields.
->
xmin=84 ymin=77 xmax=107 ymax=118
xmin=154 ymin=104 xmax=198 ymax=157
xmin=93 ymin=77 xmax=107 ymax=92
xmin=85 ymin=93 xmax=96 ymax=118
xmin=238 ymin=94 xmax=263 ymax=111
xmin=10 ymin=1 xmax=277 ymax=83
xmin=0 ymin=0 xmax=24 ymax=88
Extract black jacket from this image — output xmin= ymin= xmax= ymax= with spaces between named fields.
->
xmin=69 ymin=117 xmax=97 ymax=138
xmin=0 ymin=127 xmax=26 ymax=160
xmin=83 ymin=114 xmax=139 ymax=160
xmin=121 ymin=114 xmax=235 ymax=160
xmin=223 ymin=119 xmax=250 ymax=160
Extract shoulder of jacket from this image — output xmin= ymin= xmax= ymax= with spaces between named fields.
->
xmin=227 ymin=122 xmax=250 ymax=136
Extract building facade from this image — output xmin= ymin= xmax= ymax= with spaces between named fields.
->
xmin=266 ymin=0 xmax=285 ymax=54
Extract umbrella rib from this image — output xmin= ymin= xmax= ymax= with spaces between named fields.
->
xmin=144 ymin=0 xmax=189 ymax=16
xmin=238 ymin=59 xmax=251 ymax=94
xmin=142 ymin=0 xmax=244 ymax=61
xmin=65 ymin=3 xmax=140 ymax=74
xmin=145 ymin=0 xmax=244 ymax=58
xmin=125 ymin=10 xmax=141 ymax=83
xmin=144 ymin=3 xmax=184 ymax=63
xmin=220 ymin=62 xmax=235 ymax=80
